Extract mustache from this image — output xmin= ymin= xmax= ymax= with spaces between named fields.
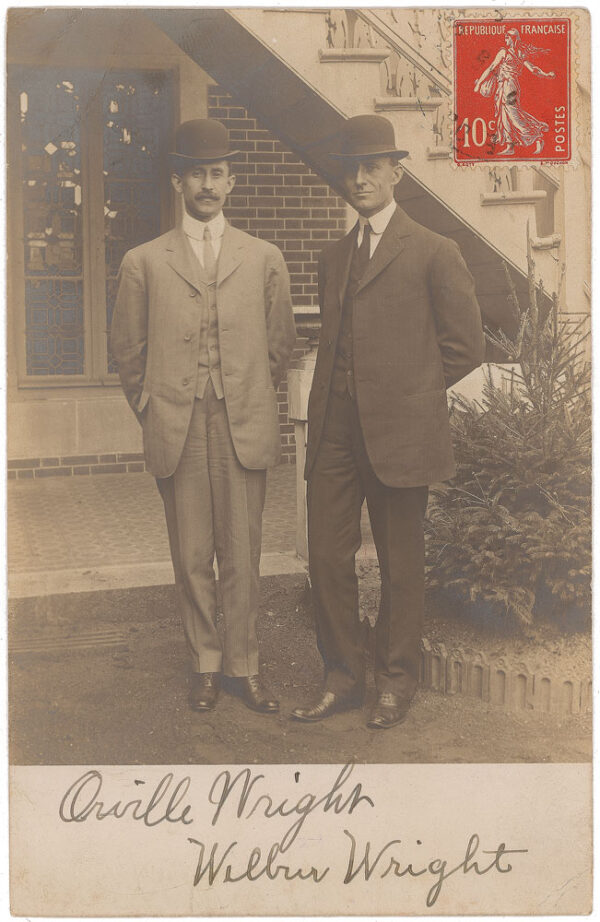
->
xmin=195 ymin=193 xmax=220 ymax=200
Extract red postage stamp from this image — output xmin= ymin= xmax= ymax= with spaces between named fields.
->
xmin=453 ymin=18 xmax=571 ymax=163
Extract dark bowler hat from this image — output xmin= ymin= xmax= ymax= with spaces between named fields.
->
xmin=330 ymin=114 xmax=409 ymax=160
xmin=169 ymin=119 xmax=239 ymax=169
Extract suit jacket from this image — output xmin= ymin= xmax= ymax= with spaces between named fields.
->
xmin=111 ymin=223 xmax=296 ymax=478
xmin=305 ymin=206 xmax=485 ymax=488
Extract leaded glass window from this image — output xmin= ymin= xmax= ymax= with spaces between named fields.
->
xmin=20 ymin=73 xmax=84 ymax=375
xmin=103 ymin=71 xmax=171 ymax=374
xmin=12 ymin=67 xmax=172 ymax=382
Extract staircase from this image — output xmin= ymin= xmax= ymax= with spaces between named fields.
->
xmin=147 ymin=7 xmax=581 ymax=337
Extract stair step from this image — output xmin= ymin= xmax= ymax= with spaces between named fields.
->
xmin=427 ymin=146 xmax=452 ymax=160
xmin=319 ymin=48 xmax=390 ymax=64
xmin=481 ymin=191 xmax=547 ymax=206
xmin=374 ymin=96 xmax=444 ymax=112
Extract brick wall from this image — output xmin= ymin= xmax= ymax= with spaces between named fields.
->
xmin=7 ymin=453 xmax=147 ymax=480
xmin=208 ymin=85 xmax=347 ymax=310
xmin=209 ymin=85 xmax=347 ymax=464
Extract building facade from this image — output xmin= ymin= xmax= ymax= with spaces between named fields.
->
xmin=7 ymin=9 xmax=590 ymax=479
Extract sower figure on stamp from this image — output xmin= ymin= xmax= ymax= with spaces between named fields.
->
xmin=111 ymin=119 xmax=296 ymax=714
xmin=292 ymin=116 xmax=485 ymax=729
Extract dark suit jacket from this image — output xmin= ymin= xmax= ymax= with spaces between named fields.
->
xmin=111 ymin=223 xmax=296 ymax=478
xmin=305 ymin=206 xmax=485 ymax=488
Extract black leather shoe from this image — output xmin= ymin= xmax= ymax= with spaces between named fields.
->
xmin=189 ymin=672 xmax=220 ymax=711
xmin=229 ymin=675 xmax=279 ymax=713
xmin=291 ymin=689 xmax=363 ymax=722
xmin=367 ymin=692 xmax=411 ymax=729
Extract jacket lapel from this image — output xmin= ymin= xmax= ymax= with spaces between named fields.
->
xmin=355 ymin=207 xmax=412 ymax=294
xmin=217 ymin=223 xmax=245 ymax=286
xmin=165 ymin=227 xmax=206 ymax=292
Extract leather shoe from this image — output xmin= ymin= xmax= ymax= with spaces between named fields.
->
xmin=291 ymin=689 xmax=363 ymax=722
xmin=367 ymin=692 xmax=411 ymax=729
xmin=189 ymin=672 xmax=220 ymax=711
xmin=228 ymin=675 xmax=279 ymax=713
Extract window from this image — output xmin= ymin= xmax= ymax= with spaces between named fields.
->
xmin=10 ymin=67 xmax=173 ymax=383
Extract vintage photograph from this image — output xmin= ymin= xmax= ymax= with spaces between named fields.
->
xmin=6 ymin=6 xmax=593 ymax=916
xmin=7 ymin=6 xmax=591 ymax=773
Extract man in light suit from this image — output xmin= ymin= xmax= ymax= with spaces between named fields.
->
xmin=292 ymin=115 xmax=485 ymax=729
xmin=111 ymin=119 xmax=296 ymax=714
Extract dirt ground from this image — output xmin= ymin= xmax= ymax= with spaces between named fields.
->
xmin=8 ymin=573 xmax=591 ymax=765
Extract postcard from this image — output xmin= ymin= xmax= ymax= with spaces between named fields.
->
xmin=6 ymin=6 xmax=592 ymax=916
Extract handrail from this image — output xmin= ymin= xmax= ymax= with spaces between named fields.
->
xmin=355 ymin=9 xmax=451 ymax=96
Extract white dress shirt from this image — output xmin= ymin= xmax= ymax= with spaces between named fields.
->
xmin=357 ymin=199 xmax=397 ymax=257
xmin=182 ymin=210 xmax=225 ymax=267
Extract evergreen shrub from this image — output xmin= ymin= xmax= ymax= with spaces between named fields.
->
xmin=426 ymin=252 xmax=591 ymax=627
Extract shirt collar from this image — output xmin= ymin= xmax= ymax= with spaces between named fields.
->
xmin=182 ymin=210 xmax=225 ymax=242
xmin=359 ymin=200 xmax=397 ymax=236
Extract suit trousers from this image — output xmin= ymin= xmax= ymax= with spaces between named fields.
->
xmin=307 ymin=390 xmax=428 ymax=698
xmin=156 ymin=380 xmax=266 ymax=676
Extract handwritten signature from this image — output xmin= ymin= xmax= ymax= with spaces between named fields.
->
xmin=57 ymin=765 xmax=528 ymax=907
xmin=59 ymin=770 xmax=194 ymax=827
xmin=187 ymin=830 xmax=527 ymax=905
xmin=58 ymin=763 xmax=373 ymax=846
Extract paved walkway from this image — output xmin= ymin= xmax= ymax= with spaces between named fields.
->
xmin=8 ymin=464 xmax=375 ymax=597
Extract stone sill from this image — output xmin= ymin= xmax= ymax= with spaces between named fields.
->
xmin=481 ymin=191 xmax=547 ymax=206
xmin=374 ymin=96 xmax=443 ymax=111
xmin=319 ymin=48 xmax=390 ymax=63
xmin=531 ymin=234 xmax=562 ymax=250
xmin=427 ymin=146 xmax=452 ymax=160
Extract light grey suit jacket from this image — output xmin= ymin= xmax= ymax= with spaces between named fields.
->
xmin=111 ymin=222 xmax=296 ymax=478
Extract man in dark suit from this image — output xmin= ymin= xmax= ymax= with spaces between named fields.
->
xmin=292 ymin=115 xmax=485 ymax=729
xmin=111 ymin=120 xmax=296 ymax=715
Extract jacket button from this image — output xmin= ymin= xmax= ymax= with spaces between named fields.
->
xmin=182 ymin=377 xmax=190 ymax=386
xmin=189 ymin=291 xmax=197 ymax=298
xmin=184 ymin=334 xmax=191 ymax=342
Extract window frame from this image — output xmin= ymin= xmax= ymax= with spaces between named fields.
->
xmin=8 ymin=64 xmax=176 ymax=389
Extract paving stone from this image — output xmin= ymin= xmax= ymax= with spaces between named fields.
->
xmin=7 ymin=464 xmax=375 ymax=579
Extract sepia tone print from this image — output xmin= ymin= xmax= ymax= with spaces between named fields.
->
xmin=6 ymin=7 xmax=591 ymax=915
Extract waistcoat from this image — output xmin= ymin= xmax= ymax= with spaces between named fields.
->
xmin=195 ymin=260 xmax=224 ymax=399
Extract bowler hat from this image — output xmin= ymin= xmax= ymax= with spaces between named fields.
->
xmin=169 ymin=119 xmax=239 ymax=169
xmin=330 ymin=115 xmax=409 ymax=160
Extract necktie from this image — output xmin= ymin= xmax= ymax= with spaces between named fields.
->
xmin=203 ymin=225 xmax=217 ymax=282
xmin=355 ymin=221 xmax=371 ymax=278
